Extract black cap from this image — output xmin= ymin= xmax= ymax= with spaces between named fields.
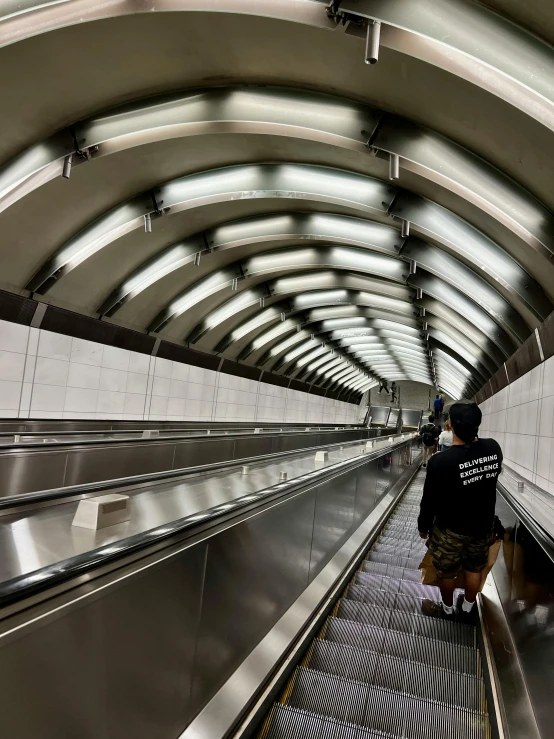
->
xmin=449 ymin=402 xmax=482 ymax=427
xmin=450 ymin=402 xmax=481 ymax=444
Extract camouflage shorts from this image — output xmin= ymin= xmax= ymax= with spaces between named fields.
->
xmin=427 ymin=524 xmax=489 ymax=579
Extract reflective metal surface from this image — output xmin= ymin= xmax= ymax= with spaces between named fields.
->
xmin=0 ymin=427 xmax=372 ymax=497
xmin=486 ymin=476 xmax=554 ymax=739
xmin=0 ymin=438 xmax=375 ymax=586
xmin=0 ymin=435 xmax=414 ymax=739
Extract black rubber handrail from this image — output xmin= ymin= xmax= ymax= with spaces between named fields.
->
xmin=0 ymin=436 xmax=373 ymax=511
xmin=0 ymin=426 xmax=370 ymax=451
xmin=0 ymin=438 xmax=413 ymax=609
xmin=497 ymin=480 xmax=554 ymax=565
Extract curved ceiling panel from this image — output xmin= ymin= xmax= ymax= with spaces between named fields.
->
xmin=35 ymin=163 xmax=547 ymax=350
xmin=340 ymin=0 xmax=554 ymax=130
xmin=0 ymin=0 xmax=551 ymax=398
xmin=2 ymin=85 xmax=552 ymax=267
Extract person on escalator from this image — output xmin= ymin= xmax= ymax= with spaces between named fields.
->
xmin=417 ymin=401 xmax=502 ymax=620
xmin=419 ymin=415 xmax=440 ymax=467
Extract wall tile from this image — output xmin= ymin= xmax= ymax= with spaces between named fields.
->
xmin=99 ymin=367 xmax=127 ymax=393
xmin=23 ymin=354 xmax=36 ymax=383
xmin=536 ymin=437 xmax=551 ymax=480
xmin=0 ymin=379 xmax=21 ymax=410
xmin=71 ymin=338 xmax=103 ymax=366
xmin=169 ymin=379 xmax=187 ymax=399
xmin=67 ymin=362 xmax=101 ymax=390
xmin=154 ymin=357 xmax=172 ymax=379
xmin=97 ymin=390 xmax=125 ymax=414
xmin=152 ymin=376 xmax=170 ymax=397
xmin=19 ymin=382 xmax=32 ymax=412
xmin=34 ymin=357 xmax=69 ymax=387
xmin=30 ymin=384 xmax=66 ymax=412
xmin=123 ymin=393 xmax=146 ymax=415
xmin=528 ymin=364 xmax=544 ymax=402
xmin=520 ymin=400 xmax=539 ymax=436
xmin=538 ymin=396 xmax=554 ymax=438
xmin=0 ymin=319 xmax=29 ymax=354
xmin=0 ymin=350 xmax=26 ymax=382
xmin=542 ymin=356 xmax=554 ymax=399
xmin=167 ymin=398 xmax=186 ymax=416
xmin=102 ymin=345 xmax=130 ymax=371
xmin=128 ymin=352 xmax=150 ymax=374
xmin=0 ymin=319 xmax=361 ymax=425
xmin=64 ymin=387 xmax=98 ymax=413
xmin=150 ymin=395 xmax=168 ymax=415
xmin=171 ymin=362 xmax=189 ymax=382
xmin=37 ymin=330 xmax=71 ymax=361
xmin=27 ymin=328 xmax=39 ymax=357
xmin=126 ymin=372 xmax=148 ymax=395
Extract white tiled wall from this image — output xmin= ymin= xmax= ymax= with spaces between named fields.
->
xmin=480 ymin=359 xmax=554 ymax=492
xmin=0 ymin=319 xmax=359 ymax=424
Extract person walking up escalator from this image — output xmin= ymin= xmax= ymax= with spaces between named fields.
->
xmin=417 ymin=402 xmax=503 ymax=620
xmin=419 ymin=415 xmax=440 ymax=468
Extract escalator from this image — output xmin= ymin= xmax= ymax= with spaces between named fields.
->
xmin=260 ymin=470 xmax=491 ymax=739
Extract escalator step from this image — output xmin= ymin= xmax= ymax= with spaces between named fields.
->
xmin=261 ymin=704 xmax=386 ymax=739
xmin=377 ymin=535 xmax=426 ymax=551
xmin=371 ymin=541 xmax=425 ymax=559
xmin=362 ymin=561 xmax=423 ymax=582
xmin=365 ymin=551 xmax=422 ymax=570
xmin=324 ymin=617 xmax=479 ymax=674
xmin=285 ymin=667 xmax=489 ymax=738
xmin=307 ymin=639 xmax=484 ymax=711
xmin=337 ymin=600 xmax=476 ymax=647
xmin=355 ymin=570 xmax=440 ymax=600
xmin=346 ymin=584 xmax=430 ymax=613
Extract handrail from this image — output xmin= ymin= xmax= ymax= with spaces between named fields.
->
xmin=0 ymin=435 xmax=374 ymax=511
xmin=0 ymin=424 xmax=355 ymax=439
xmin=0 ymin=425 xmax=368 ymax=451
xmin=0 ymin=436 xmax=414 ymax=609
xmin=497 ymin=476 xmax=554 ymax=567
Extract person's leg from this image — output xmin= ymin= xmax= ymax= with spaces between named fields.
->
xmin=439 ymin=577 xmax=456 ymax=607
xmin=463 ymin=571 xmax=482 ymax=604
xmin=422 ymin=445 xmax=431 ymax=466
xmin=424 ymin=525 xmax=463 ymax=617
xmin=460 ymin=534 xmax=490 ymax=614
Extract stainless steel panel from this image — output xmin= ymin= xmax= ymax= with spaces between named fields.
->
xmin=0 ymin=541 xmax=207 ymax=739
xmin=63 ymin=441 xmax=175 ymax=487
xmin=0 ymin=430 xmax=368 ymax=497
xmin=309 ymin=470 xmax=358 ymax=579
xmin=0 ymin=449 xmax=67 ymax=496
xmin=234 ymin=435 xmax=272 ymax=460
xmin=190 ymin=489 xmax=317 ymax=713
xmin=490 ymin=493 xmax=554 ymax=739
xmin=0 ymin=440 xmax=414 ymax=738
xmin=172 ymin=438 xmax=235 ymax=469
xmin=353 ymin=458 xmax=378 ymax=524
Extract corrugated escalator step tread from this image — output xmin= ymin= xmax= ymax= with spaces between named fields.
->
xmin=285 ymin=667 xmax=489 ymax=739
xmin=323 ymin=617 xmax=479 ymax=675
xmin=362 ymin=561 xmax=423 ymax=581
xmin=307 ymin=639 xmax=484 ymax=710
xmin=260 ymin=703 xmax=393 ymax=739
xmin=365 ymin=551 xmax=423 ymax=570
xmin=355 ymin=570 xmax=440 ymax=600
xmin=338 ymin=599 xmax=476 ymax=647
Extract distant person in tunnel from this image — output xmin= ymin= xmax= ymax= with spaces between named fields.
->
xmin=418 ymin=402 xmax=503 ymax=620
xmin=390 ymin=381 xmax=397 ymax=403
xmin=439 ymin=417 xmax=453 ymax=451
xmin=433 ymin=394 xmax=443 ymax=421
xmin=379 ymin=380 xmax=389 ymax=395
xmin=419 ymin=415 xmax=440 ymax=467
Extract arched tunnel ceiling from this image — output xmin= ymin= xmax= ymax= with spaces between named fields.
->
xmin=0 ymin=0 xmax=553 ymax=400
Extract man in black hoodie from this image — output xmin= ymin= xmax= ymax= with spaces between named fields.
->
xmin=418 ymin=402 xmax=502 ymax=618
